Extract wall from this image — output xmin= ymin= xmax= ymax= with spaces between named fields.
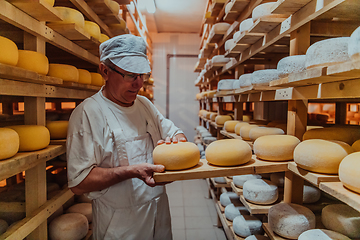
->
xmin=151 ymin=33 xmax=200 ymax=142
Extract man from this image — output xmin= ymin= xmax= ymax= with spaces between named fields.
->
xmin=66 ymin=34 xmax=186 ymax=239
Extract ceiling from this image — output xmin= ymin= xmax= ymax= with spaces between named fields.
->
xmin=136 ymin=0 xmax=207 ymax=34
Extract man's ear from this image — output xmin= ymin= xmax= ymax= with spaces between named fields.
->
xmin=99 ymin=63 xmax=109 ymax=80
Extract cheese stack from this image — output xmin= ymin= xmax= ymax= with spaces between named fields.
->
xmin=48 ymin=64 xmax=79 ymax=82
xmin=17 ymin=50 xmax=49 ymax=75
xmin=7 ymin=125 xmax=50 ymax=152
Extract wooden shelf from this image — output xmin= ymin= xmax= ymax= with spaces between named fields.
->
xmin=210 ymin=177 xmax=232 ymax=188
xmin=46 ymin=23 xmax=91 ymax=40
xmin=249 ymin=16 xmax=288 ymax=34
xmin=230 ymin=182 xmax=243 ymax=196
xmin=263 ymin=223 xmax=287 ymax=240
xmin=239 ymin=193 xmax=284 ymax=215
xmin=7 ymin=0 xmax=63 ymax=21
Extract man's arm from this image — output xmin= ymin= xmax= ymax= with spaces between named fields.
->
xmin=70 ymin=163 xmax=165 ymax=195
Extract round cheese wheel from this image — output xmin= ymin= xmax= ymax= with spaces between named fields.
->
xmin=53 ymin=7 xmax=85 ymax=28
xmin=305 ymin=37 xmax=350 ymax=69
xmin=7 ymin=125 xmax=50 ymax=152
xmin=212 ymin=22 xmax=231 ymax=33
xmin=349 ymin=26 xmax=360 ymax=61
xmin=233 ymin=79 xmax=241 ymax=89
xmin=218 ymin=79 xmax=237 ymax=90
xmin=233 ymin=215 xmax=263 ymax=237
xmin=43 ymin=0 xmax=55 ymax=7
xmin=224 ymin=120 xmax=241 ymax=133
xmin=270 ymin=172 xmax=284 ymax=187
xmin=351 ymin=139 xmax=360 ymax=151
xmin=0 ymin=219 xmax=8 ymax=235
xmin=203 ymin=136 xmax=217 ymax=145
xmin=49 ymin=213 xmax=89 ymax=240
xmin=243 ymin=115 xmax=252 ymax=122
xmin=210 ymin=113 xmax=218 ymax=121
xmin=225 ymin=39 xmax=236 ymax=52
xmin=205 ymin=139 xmax=252 ymax=166
xmin=215 ymin=115 xmax=232 ymax=126
xmin=303 ymin=184 xmax=321 ymax=204
xmin=48 ymin=64 xmax=79 ymax=82
xmin=46 ymin=121 xmax=69 ymax=139
xmin=251 ymin=69 xmax=280 ymax=85
xmin=214 ymin=177 xmax=226 ymax=183
xmin=17 ymin=50 xmax=49 ymax=75
xmin=245 ymin=236 xmax=270 ymax=240
xmin=0 ymin=128 xmax=19 ymax=160
xmin=253 ymin=135 xmax=300 ymax=161
xmin=252 ymin=2 xmax=277 ymax=22
xmin=243 ymin=179 xmax=278 ymax=205
xmin=302 ymin=126 xmax=360 ymax=145
xmin=249 ymin=127 xmax=285 ymax=141
xmin=240 ymin=125 xmax=259 ymax=140
xmin=294 ymin=139 xmax=354 ymax=174
xmin=220 ymin=192 xmax=239 ymax=207
xmin=99 ymin=34 xmax=110 ymax=43
xmin=233 ymin=31 xmax=241 ymax=41
xmin=225 ymin=1 xmax=234 ymax=14
xmin=153 ymin=142 xmax=200 ymax=170
xmin=269 ymin=203 xmax=316 ymax=239
xmin=84 ymin=21 xmax=101 ymax=41
xmin=234 ymin=122 xmax=250 ymax=136
xmin=277 ymin=55 xmax=306 ymax=78
xmin=204 ymin=111 xmax=212 ymax=119
xmin=298 ymin=229 xmax=351 ymax=240
xmin=339 ymin=152 xmax=360 ymax=194
xmin=66 ymin=203 xmax=92 ymax=223
xmin=211 ymin=55 xmax=231 ymax=64
xmin=108 ymin=0 xmax=120 ymax=14
xmin=196 ymin=93 xmax=202 ymax=100
xmin=233 ymin=174 xmax=262 ymax=188
xmin=90 ymin=72 xmax=104 ymax=86
xmin=239 ymin=18 xmax=254 ymax=33
xmin=322 ymin=204 xmax=360 ymax=238
xmin=108 ymin=20 xmax=128 ymax=35
xmin=77 ymin=69 xmax=92 ymax=84
xmin=0 ymin=36 xmax=18 ymax=66
xmin=198 ymin=109 xmax=207 ymax=116
xmin=239 ymin=73 xmax=252 ymax=87
xmin=224 ymin=203 xmax=249 ymax=221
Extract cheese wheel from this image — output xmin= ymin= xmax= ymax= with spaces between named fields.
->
xmin=215 ymin=115 xmax=232 ymax=126
xmin=153 ymin=142 xmax=200 ymax=170
xmin=212 ymin=22 xmax=231 ymax=33
xmin=210 ymin=113 xmax=218 ymax=121
xmin=49 ymin=213 xmax=89 ymax=240
xmin=7 ymin=125 xmax=50 ymax=152
xmin=99 ymin=34 xmax=110 ymax=43
xmin=206 ymin=139 xmax=252 ymax=166
xmin=218 ymin=79 xmax=237 ymax=90
xmin=84 ymin=21 xmax=101 ymax=41
xmin=234 ymin=122 xmax=250 ymax=136
xmin=303 ymin=184 xmax=321 ymax=204
xmin=0 ymin=36 xmax=18 ymax=66
xmin=298 ymin=229 xmax=351 ymax=240
xmin=245 ymin=235 xmax=270 ymax=240
xmin=305 ymin=37 xmax=350 ymax=69
xmin=351 ymin=139 xmax=360 ymax=151
xmin=252 ymin=2 xmax=277 ymax=22
xmin=46 ymin=121 xmax=69 ymax=139
xmin=225 ymin=39 xmax=236 ymax=52
xmin=233 ymin=31 xmax=241 ymax=41
xmin=349 ymin=26 xmax=360 ymax=61
xmin=277 ymin=55 xmax=306 ymax=78
xmin=233 ymin=215 xmax=263 ymax=237
xmin=108 ymin=19 xmax=128 ymax=35
xmin=77 ymin=69 xmax=92 ymax=84
xmin=90 ymin=72 xmax=104 ymax=86
xmin=294 ymin=139 xmax=354 ymax=174
xmin=322 ymin=204 xmax=360 ymax=238
xmin=233 ymin=174 xmax=262 ymax=189
xmin=214 ymin=177 xmax=226 ymax=183
xmin=270 ymin=172 xmax=284 ymax=187
xmin=108 ymin=0 xmax=120 ymax=14
xmin=339 ymin=152 xmax=360 ymax=194
xmin=302 ymin=126 xmax=360 ymax=145
xmin=48 ymin=64 xmax=79 ymax=82
xmin=225 ymin=1 xmax=234 ymax=14
xmin=269 ymin=203 xmax=316 ymax=239
xmin=224 ymin=203 xmax=249 ymax=221
xmin=243 ymin=115 xmax=252 ymax=122
xmin=198 ymin=109 xmax=207 ymax=116
xmin=243 ymin=179 xmax=278 ymax=205
xmin=233 ymin=79 xmax=241 ymax=89
xmin=66 ymin=203 xmax=92 ymax=223
xmin=48 ymin=205 xmax=63 ymax=224
xmin=249 ymin=127 xmax=284 ymax=141
xmin=17 ymin=50 xmax=49 ymax=75
xmin=239 ymin=73 xmax=252 ymax=87
xmin=0 ymin=219 xmax=8 ymax=235
xmin=204 ymin=111 xmax=212 ymax=119
xmin=251 ymin=69 xmax=280 ymax=85
xmin=240 ymin=125 xmax=259 ymax=140
xmin=195 ymin=93 xmax=202 ymax=100
xmin=253 ymin=135 xmax=300 ymax=161
xmin=53 ymin=7 xmax=85 ymax=28
xmin=220 ymin=192 xmax=239 ymax=207
xmin=239 ymin=18 xmax=254 ymax=33
xmin=211 ymin=55 xmax=231 ymax=64
xmin=43 ymin=0 xmax=55 ymax=7
xmin=224 ymin=120 xmax=241 ymax=133
xmin=0 ymin=128 xmax=19 ymax=160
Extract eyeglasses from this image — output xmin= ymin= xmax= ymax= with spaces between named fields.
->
xmin=107 ymin=65 xmax=151 ymax=82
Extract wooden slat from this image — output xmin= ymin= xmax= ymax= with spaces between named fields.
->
xmin=7 ymin=0 xmax=62 ymax=21
xmin=210 ymin=177 xmax=231 ymax=188
xmin=263 ymin=223 xmax=288 ymax=240
xmin=46 ymin=23 xmax=91 ymax=40
xmin=240 ymin=193 xmax=284 ymax=215
xmin=327 ymin=60 xmax=360 ymax=79
xmin=249 ymin=16 xmax=288 ymax=34
xmin=220 ymin=130 xmax=242 ymax=140
xmin=54 ymin=81 xmax=101 ymax=91
xmin=235 ymin=31 xmax=264 ymax=45
xmin=230 ymin=182 xmax=243 ymax=196
xmin=209 ymin=31 xmax=227 ymax=43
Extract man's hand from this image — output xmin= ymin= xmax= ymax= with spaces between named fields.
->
xmin=157 ymin=133 xmax=187 ymax=145
xmin=132 ymin=163 xmax=165 ymax=187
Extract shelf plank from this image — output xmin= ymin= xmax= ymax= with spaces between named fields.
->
xmin=288 ymin=162 xmax=339 ymax=186
xmin=271 ymin=0 xmax=312 ymax=15
xmin=46 ymin=23 xmax=91 ymax=40
xmin=235 ymin=31 xmax=264 ymax=45
xmin=327 ymin=60 xmax=360 ymax=79
xmin=249 ymin=16 xmax=288 ymax=34
xmin=240 ymin=192 xmax=284 ymax=215
xmin=7 ymin=0 xmax=62 ymax=21
xmin=220 ymin=130 xmax=242 ymax=140
xmin=320 ymin=181 xmax=360 ymax=213
xmin=209 ymin=31 xmax=227 ymax=43
xmin=230 ymin=182 xmax=243 ymax=196
xmin=211 ymin=177 xmax=231 ymax=188
xmin=263 ymin=223 xmax=287 ymax=240
xmin=0 ymin=145 xmax=66 ymax=183
xmin=57 ymin=82 xmax=101 ymax=91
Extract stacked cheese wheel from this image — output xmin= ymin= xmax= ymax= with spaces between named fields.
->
xmin=0 ymin=36 xmax=18 ymax=66
xmin=0 ymin=128 xmax=19 ymax=160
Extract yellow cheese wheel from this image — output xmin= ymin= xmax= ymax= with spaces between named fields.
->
xmin=7 ymin=125 xmax=50 ymax=152
xmin=254 ymin=135 xmax=300 ymax=161
xmin=90 ymin=72 xmax=104 ymax=86
xmin=242 ymin=115 xmax=252 ymax=122
xmin=0 ymin=36 xmax=18 ymax=66
xmin=48 ymin=64 xmax=79 ymax=82
xmin=204 ymin=112 xmax=212 ymax=119
xmin=49 ymin=213 xmax=89 ymax=240
xmin=99 ymin=34 xmax=110 ymax=43
xmin=46 ymin=121 xmax=69 ymax=140
xmin=215 ymin=115 xmax=233 ymax=126
xmin=210 ymin=113 xmax=218 ymax=121
xmin=66 ymin=203 xmax=92 ymax=223
xmin=224 ymin=120 xmax=241 ymax=133
xmin=240 ymin=125 xmax=259 ymax=140
xmin=84 ymin=21 xmax=101 ymax=41
xmin=294 ymin=139 xmax=354 ymax=174
xmin=249 ymin=127 xmax=285 ymax=141
xmin=77 ymin=69 xmax=92 ymax=84
xmin=0 ymin=128 xmax=19 ymax=160
xmin=43 ymin=0 xmax=55 ymax=7
xmin=339 ymin=152 xmax=360 ymax=194
xmin=108 ymin=0 xmax=120 ymax=14
xmin=53 ymin=7 xmax=85 ymax=28
xmin=352 ymin=139 xmax=360 ymax=151
xmin=153 ymin=142 xmax=200 ymax=170
xmin=205 ymin=139 xmax=252 ymax=166
xmin=303 ymin=126 xmax=360 ymax=145
xmin=16 ymin=50 xmax=49 ymax=75
xmin=199 ymin=109 xmax=207 ymax=116
xmin=234 ymin=122 xmax=250 ymax=136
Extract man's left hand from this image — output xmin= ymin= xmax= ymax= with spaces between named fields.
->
xmin=157 ymin=133 xmax=187 ymax=145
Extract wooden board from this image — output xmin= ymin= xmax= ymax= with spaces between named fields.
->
xmin=46 ymin=23 xmax=91 ymax=40
xmin=287 ymin=162 xmax=339 ymax=186
xmin=249 ymin=16 xmax=288 ymax=34
xmin=263 ymin=223 xmax=287 ymax=240
xmin=240 ymin=193 xmax=283 ymax=215
xmin=73 ymin=37 xmax=101 ymax=52
xmin=320 ymin=181 xmax=360 ymax=213
xmin=235 ymin=32 xmax=264 ymax=45
xmin=223 ymin=11 xmax=240 ymax=22
xmin=220 ymin=130 xmax=242 ymax=140
xmin=209 ymin=31 xmax=226 ymax=43
xmin=55 ymin=81 xmax=101 ymax=91
xmin=7 ymin=0 xmax=62 ymax=21
xmin=271 ymin=0 xmax=312 ymax=15
xmin=211 ymin=177 xmax=231 ymax=188
xmin=49 ymin=139 xmax=66 ymax=145
xmin=230 ymin=182 xmax=243 ymax=196
xmin=327 ymin=60 xmax=360 ymax=79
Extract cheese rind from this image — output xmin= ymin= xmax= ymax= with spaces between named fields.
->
xmin=108 ymin=0 xmax=120 ymax=14
xmin=249 ymin=127 xmax=285 ymax=141
xmin=53 ymin=7 xmax=85 ymax=28
xmin=239 ymin=73 xmax=252 ymax=87
xmin=244 ymin=235 xmax=270 ymax=240
xmin=215 ymin=115 xmax=233 ymax=126
xmin=339 ymin=152 xmax=360 ymax=194
xmin=7 ymin=125 xmax=50 ymax=152
xmin=224 ymin=203 xmax=249 ymax=221
xmin=251 ymin=69 xmax=280 ymax=85
xmin=49 ymin=213 xmax=89 ymax=240
xmin=277 ymin=55 xmax=306 ymax=78
xmin=224 ymin=120 xmax=241 ymax=133
xmin=0 ymin=128 xmax=19 ymax=160
xmin=17 ymin=50 xmax=49 ymax=75
xmin=243 ymin=179 xmax=278 ymax=205
xmin=234 ymin=122 xmax=250 ymax=136
xmin=212 ymin=55 xmax=231 ymax=64
xmin=220 ymin=192 xmax=239 ymax=207
xmin=233 ymin=215 xmax=263 ymax=237
xmin=233 ymin=174 xmax=262 ymax=189
xmin=48 ymin=64 xmax=79 ymax=82
xmin=298 ymin=229 xmax=351 ymax=240
xmin=66 ymin=203 xmax=92 ymax=223
xmin=90 ymin=72 xmax=104 ymax=86
xmin=302 ymin=126 xmax=360 ymax=145
xmin=0 ymin=36 xmax=18 ymax=66
xmin=100 ymin=34 xmax=110 ymax=43
xmin=351 ymin=139 xmax=360 ymax=151
xmin=252 ymin=2 xmax=277 ymax=22
xmin=240 ymin=125 xmax=259 ymax=140
xmin=153 ymin=142 xmax=200 ymax=170
xmin=212 ymin=22 xmax=231 ymax=33
xmin=77 ymin=69 xmax=92 ymax=84
xmin=239 ymin=18 xmax=254 ymax=33
xmin=46 ymin=121 xmax=69 ymax=140
xmin=349 ymin=26 xmax=360 ymax=61
xmin=84 ymin=21 xmax=101 ymax=41
xmin=303 ymin=185 xmax=321 ymax=204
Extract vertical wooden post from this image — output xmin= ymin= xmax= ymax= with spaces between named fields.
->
xmin=290 ymin=22 xmax=310 ymax=56
xmin=335 ymin=102 xmax=347 ymax=125
xmin=234 ymin=65 xmax=244 ymax=79
xmin=217 ymin=97 xmax=224 ymax=115
xmin=287 ymin=99 xmax=308 ymax=140
xmin=284 ymin=171 xmax=304 ymax=204
xmin=234 ymin=96 xmax=243 ymax=121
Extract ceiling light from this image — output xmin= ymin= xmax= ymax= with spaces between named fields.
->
xmin=146 ymin=0 xmax=156 ymax=14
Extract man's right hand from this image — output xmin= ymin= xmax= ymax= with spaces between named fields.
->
xmin=132 ymin=163 xmax=165 ymax=187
